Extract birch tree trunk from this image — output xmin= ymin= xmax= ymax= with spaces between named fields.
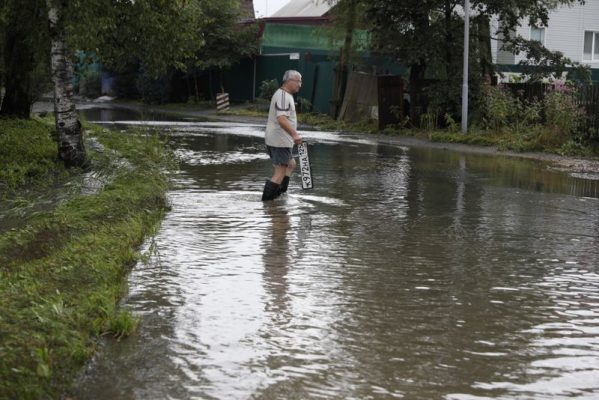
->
xmin=46 ymin=0 xmax=86 ymax=167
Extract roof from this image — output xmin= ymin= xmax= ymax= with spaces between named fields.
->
xmin=260 ymin=23 xmax=369 ymax=55
xmin=270 ymin=0 xmax=336 ymax=18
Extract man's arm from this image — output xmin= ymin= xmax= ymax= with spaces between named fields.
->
xmin=277 ymin=115 xmax=302 ymax=144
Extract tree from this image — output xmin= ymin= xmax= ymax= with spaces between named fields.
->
xmin=366 ymin=0 xmax=588 ymax=125
xmin=0 ymin=0 xmax=209 ymax=166
xmin=0 ymin=0 xmax=50 ymax=118
xmin=46 ymin=0 xmax=85 ymax=167
xmin=67 ymin=0 xmax=205 ymax=79
xmin=189 ymin=0 xmax=259 ymax=100
xmin=322 ymin=0 xmax=370 ymax=118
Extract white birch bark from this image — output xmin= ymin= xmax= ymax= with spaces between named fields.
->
xmin=47 ymin=0 xmax=86 ymax=167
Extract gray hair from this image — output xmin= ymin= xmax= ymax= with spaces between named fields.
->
xmin=282 ymin=70 xmax=301 ymax=83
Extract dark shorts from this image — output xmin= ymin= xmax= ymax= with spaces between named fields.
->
xmin=267 ymin=145 xmax=297 ymax=166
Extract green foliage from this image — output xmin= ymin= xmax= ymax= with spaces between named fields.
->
xmin=2 ymin=0 xmax=225 ymax=115
xmin=366 ymin=0 xmax=585 ymax=127
xmin=557 ymin=140 xmax=594 ymax=156
xmin=0 ymin=123 xmax=173 ymax=399
xmin=298 ymin=112 xmax=377 ymax=133
xmin=510 ymin=97 xmax=542 ymax=135
xmin=106 ymin=310 xmax=140 ymax=340
xmin=477 ymin=84 xmax=512 ymax=130
xmin=429 ymin=131 xmax=496 ymax=146
xmin=136 ymin=73 xmax=172 ymax=105
xmin=476 ymin=84 xmax=542 ymax=136
xmin=0 ymin=118 xmax=62 ymax=190
xmin=317 ymin=0 xmax=371 ymax=65
xmin=113 ymin=67 xmax=140 ymax=99
xmin=297 ymin=97 xmax=313 ymax=113
xmin=67 ymin=0 xmax=205 ymax=79
xmin=0 ymin=0 xmax=51 ymax=117
xmin=544 ymin=90 xmax=584 ymax=137
xmin=444 ymin=113 xmax=459 ymax=133
xmin=225 ymin=97 xmax=596 ymax=156
xmin=259 ymin=79 xmax=279 ymax=101
xmin=505 ymin=37 xmax=591 ymax=84
xmin=420 ymin=110 xmax=438 ymax=131
xmin=192 ymin=0 xmax=259 ymax=72
xmin=78 ymin=70 xmax=102 ymax=99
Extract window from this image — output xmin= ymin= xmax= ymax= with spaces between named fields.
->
xmin=530 ymin=27 xmax=545 ymax=44
xmin=583 ymin=31 xmax=599 ymax=61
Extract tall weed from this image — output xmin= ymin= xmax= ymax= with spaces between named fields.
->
xmin=544 ymin=90 xmax=584 ymax=138
xmin=478 ymin=84 xmax=512 ymax=131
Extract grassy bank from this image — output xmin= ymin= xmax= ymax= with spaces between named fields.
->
xmin=0 ymin=120 xmax=174 ymax=399
xmin=218 ymin=102 xmax=598 ymax=157
xmin=0 ymin=118 xmax=65 ymax=191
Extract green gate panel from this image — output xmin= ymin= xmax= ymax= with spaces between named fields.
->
xmin=256 ymin=55 xmax=334 ymax=114
xmin=221 ymin=58 xmax=255 ymax=101
xmin=312 ymin=61 xmax=335 ymax=114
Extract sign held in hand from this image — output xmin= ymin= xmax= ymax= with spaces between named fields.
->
xmin=297 ymin=142 xmax=313 ymax=190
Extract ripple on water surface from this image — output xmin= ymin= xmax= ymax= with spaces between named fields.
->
xmin=74 ymin=119 xmax=599 ymax=400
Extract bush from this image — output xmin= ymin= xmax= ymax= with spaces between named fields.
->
xmin=510 ymin=97 xmax=542 ymax=135
xmin=259 ymin=79 xmax=279 ymax=101
xmin=420 ymin=109 xmax=439 ymax=131
xmin=544 ymin=90 xmax=584 ymax=138
xmin=137 ymin=74 xmax=172 ymax=105
xmin=477 ymin=84 xmax=513 ymax=131
xmin=113 ymin=71 xmax=140 ymax=99
xmin=297 ymin=97 xmax=312 ymax=113
xmin=79 ymin=71 xmax=102 ymax=99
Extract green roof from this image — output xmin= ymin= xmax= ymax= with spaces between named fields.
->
xmin=261 ymin=23 xmax=369 ymax=54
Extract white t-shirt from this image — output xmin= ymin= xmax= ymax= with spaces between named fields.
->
xmin=265 ymin=88 xmax=296 ymax=148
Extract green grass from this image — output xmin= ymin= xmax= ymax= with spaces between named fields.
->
xmin=0 ymin=121 xmax=174 ymax=399
xmin=298 ymin=113 xmax=378 ymax=133
xmin=225 ymin=104 xmax=598 ymax=157
xmin=0 ymin=118 xmax=64 ymax=191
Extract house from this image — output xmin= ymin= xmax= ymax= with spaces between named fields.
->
xmin=222 ymin=0 xmax=399 ymax=117
xmin=267 ymin=0 xmax=335 ymax=24
xmin=491 ymin=0 xmax=599 ymax=83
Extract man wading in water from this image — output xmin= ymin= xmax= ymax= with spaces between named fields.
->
xmin=261 ymin=70 xmax=303 ymax=201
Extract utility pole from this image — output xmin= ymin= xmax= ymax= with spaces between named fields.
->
xmin=461 ymin=0 xmax=470 ymax=133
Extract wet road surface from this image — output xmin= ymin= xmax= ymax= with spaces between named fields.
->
xmin=73 ymin=116 xmax=599 ymax=399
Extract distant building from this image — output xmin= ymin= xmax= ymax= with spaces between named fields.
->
xmin=491 ymin=0 xmax=599 ymax=83
xmin=266 ymin=0 xmax=335 ymax=24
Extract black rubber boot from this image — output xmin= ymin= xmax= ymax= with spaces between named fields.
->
xmin=261 ymin=180 xmax=280 ymax=201
xmin=279 ymin=176 xmax=290 ymax=195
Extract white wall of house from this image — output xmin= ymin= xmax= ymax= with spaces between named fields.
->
xmin=492 ymin=0 xmax=599 ymax=68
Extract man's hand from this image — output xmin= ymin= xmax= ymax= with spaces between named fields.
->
xmin=292 ymin=132 xmax=302 ymax=145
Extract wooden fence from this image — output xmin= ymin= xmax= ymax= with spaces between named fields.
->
xmin=338 ymin=72 xmax=405 ymax=129
xmin=573 ymin=85 xmax=599 ymax=141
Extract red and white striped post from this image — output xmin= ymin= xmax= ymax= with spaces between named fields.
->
xmin=216 ymin=92 xmax=230 ymax=112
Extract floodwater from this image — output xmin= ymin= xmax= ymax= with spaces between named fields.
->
xmin=73 ymin=111 xmax=599 ymax=400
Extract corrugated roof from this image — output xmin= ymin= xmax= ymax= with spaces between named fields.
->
xmin=260 ymin=23 xmax=369 ymax=53
xmin=271 ymin=0 xmax=336 ymax=18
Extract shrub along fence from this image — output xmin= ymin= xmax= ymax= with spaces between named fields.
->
xmin=502 ymin=83 xmax=599 ymax=142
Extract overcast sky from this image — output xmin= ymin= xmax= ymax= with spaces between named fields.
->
xmin=253 ymin=0 xmax=288 ymax=18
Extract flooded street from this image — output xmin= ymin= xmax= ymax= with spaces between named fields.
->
xmin=74 ymin=113 xmax=599 ymax=399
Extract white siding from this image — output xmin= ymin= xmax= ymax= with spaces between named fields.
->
xmin=581 ymin=0 xmax=599 ymax=66
xmin=492 ymin=0 xmax=599 ymax=67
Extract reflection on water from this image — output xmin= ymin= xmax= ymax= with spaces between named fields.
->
xmin=74 ymin=115 xmax=599 ymax=399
